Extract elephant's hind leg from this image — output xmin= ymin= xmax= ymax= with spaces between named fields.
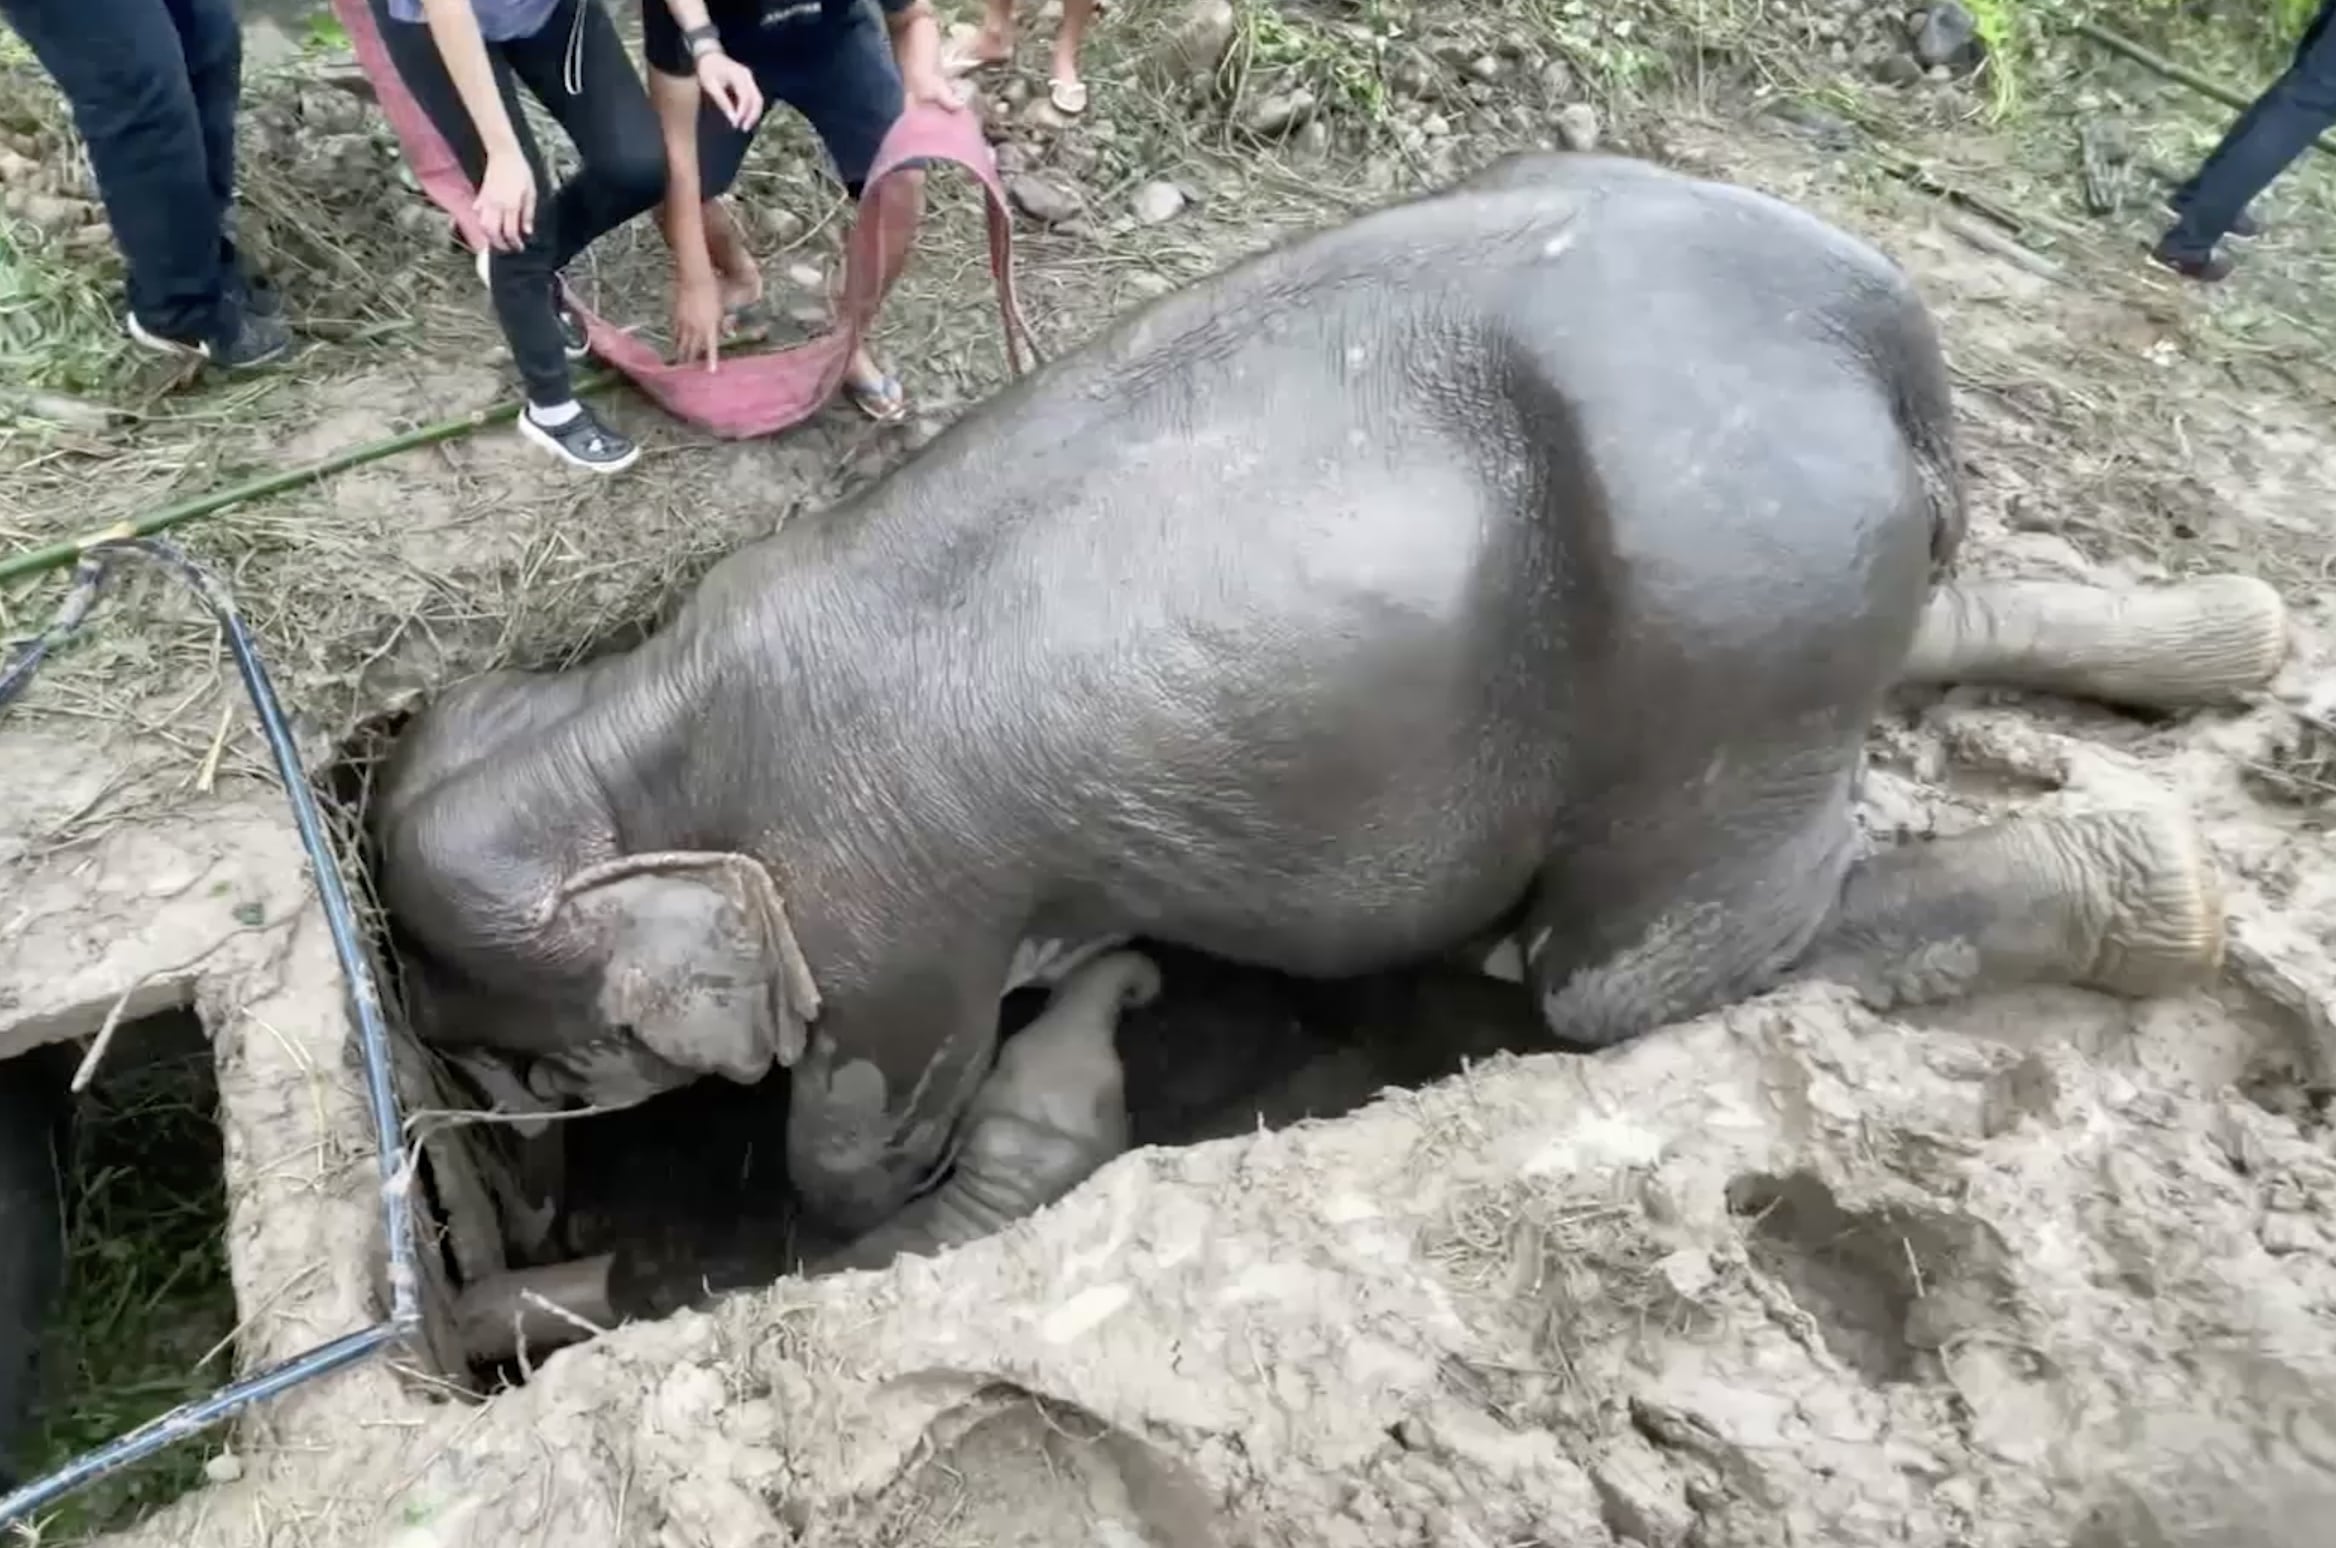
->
xmin=1902 ymin=575 xmax=2288 ymax=710
xmin=1523 ymin=770 xmax=1861 ymax=1050
xmin=1793 ymin=805 xmax=2224 ymax=1010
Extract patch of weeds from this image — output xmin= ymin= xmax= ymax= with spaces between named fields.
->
xmin=15 ymin=1011 xmax=237 ymax=1544
xmin=1224 ymin=0 xmax=1402 ymax=132
xmin=0 ymin=219 xmax=126 ymax=398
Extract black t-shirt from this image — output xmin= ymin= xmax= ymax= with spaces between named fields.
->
xmin=642 ymin=0 xmax=913 ymax=76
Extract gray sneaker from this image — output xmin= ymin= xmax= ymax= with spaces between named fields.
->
xmin=125 ymin=307 xmax=291 ymax=370
xmin=517 ymin=401 xmax=639 ymax=473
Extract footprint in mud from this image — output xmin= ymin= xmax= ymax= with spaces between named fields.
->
xmin=1724 ymin=1171 xmax=2017 ymax=1388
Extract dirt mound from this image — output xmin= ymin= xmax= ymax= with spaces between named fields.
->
xmin=69 ymin=976 xmax=2330 ymax=1548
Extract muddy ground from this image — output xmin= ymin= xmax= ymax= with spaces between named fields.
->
xmin=4 ymin=0 xmax=2336 ymax=1542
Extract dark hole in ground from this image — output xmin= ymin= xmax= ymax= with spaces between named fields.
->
xmin=468 ymin=944 xmax=1549 ymax=1386
xmin=0 ymin=1008 xmax=236 ymax=1536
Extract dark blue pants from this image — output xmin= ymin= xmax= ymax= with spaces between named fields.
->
xmin=2165 ymin=0 xmax=2336 ymax=259
xmin=0 ymin=0 xmax=244 ymax=342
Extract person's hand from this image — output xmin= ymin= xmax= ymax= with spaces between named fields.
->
xmin=474 ymin=148 xmax=536 ymax=251
xmin=696 ymin=51 xmax=762 ymax=131
xmin=672 ymin=272 xmax=725 ymax=370
xmin=902 ymin=66 xmax=961 ymax=111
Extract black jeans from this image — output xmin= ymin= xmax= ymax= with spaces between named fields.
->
xmin=2166 ymin=0 xmax=2336 ymax=258
xmin=0 ymin=0 xmax=244 ymax=342
xmin=374 ymin=0 xmax=664 ymax=405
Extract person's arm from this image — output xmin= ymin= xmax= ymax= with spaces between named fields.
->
xmin=880 ymin=0 xmax=953 ymax=106
xmin=652 ymin=65 xmax=715 ymax=297
xmin=418 ymin=0 xmax=533 ymax=246
xmin=418 ymin=0 xmax=521 ymax=152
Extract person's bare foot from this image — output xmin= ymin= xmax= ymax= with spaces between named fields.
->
xmin=842 ymin=343 xmax=908 ymax=423
xmin=945 ymin=18 xmax=1013 ymax=74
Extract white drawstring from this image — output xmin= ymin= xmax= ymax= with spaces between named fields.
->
xmin=562 ymin=0 xmax=587 ymax=98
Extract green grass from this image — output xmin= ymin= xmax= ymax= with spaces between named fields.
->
xmin=12 ymin=1014 xmax=238 ymax=1546
xmin=0 ymin=221 xmax=128 ymax=400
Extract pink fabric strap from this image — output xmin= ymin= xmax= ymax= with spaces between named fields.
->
xmin=332 ymin=0 xmax=1036 ymax=439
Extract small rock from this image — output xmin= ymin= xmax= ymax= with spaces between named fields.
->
xmin=1874 ymin=54 xmax=1925 ymax=87
xmin=1912 ymin=3 xmax=1983 ymax=71
xmin=204 ymin=1453 xmax=244 ymax=1485
xmin=1421 ymin=113 xmax=1451 ymax=138
xmin=1538 ymin=58 xmax=1574 ymax=101
xmin=1131 ymin=180 xmax=1186 ymax=225
xmin=1005 ymin=173 xmax=1084 ymax=224
xmin=993 ymin=140 xmax=1033 ymax=175
xmin=1469 ymin=54 xmax=1504 ymax=82
xmin=1295 ymin=119 xmax=1333 ymax=158
xmin=785 ymin=304 xmax=830 ymax=330
xmin=1556 ymin=102 xmax=1601 ymax=152
xmin=1389 ymin=52 xmax=1436 ymax=98
xmin=784 ymin=262 xmax=824 ymax=291
xmin=1020 ymin=98 xmax=1072 ymax=134
xmin=1146 ymin=0 xmax=1236 ymax=85
xmin=755 ymin=204 xmax=807 ymax=245
xmin=1245 ymin=88 xmax=1317 ymax=137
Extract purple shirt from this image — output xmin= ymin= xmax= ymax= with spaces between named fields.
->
xmin=383 ymin=0 xmax=569 ymax=43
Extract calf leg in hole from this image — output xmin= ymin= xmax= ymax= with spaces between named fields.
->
xmin=1793 ymin=806 xmax=2222 ymax=1009
xmin=450 ymin=953 xmax=1160 ymax=1364
xmin=1902 ymin=575 xmax=2288 ymax=709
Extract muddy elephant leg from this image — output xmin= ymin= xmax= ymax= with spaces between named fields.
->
xmin=785 ymin=959 xmax=1010 ymax=1240
xmin=1792 ymin=805 xmax=2223 ymax=1008
xmin=1902 ymin=575 xmax=2288 ymax=709
xmin=810 ymin=951 xmax=1157 ymax=1276
xmin=1522 ymin=770 xmax=1861 ymax=1049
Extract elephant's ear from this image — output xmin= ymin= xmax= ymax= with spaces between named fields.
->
xmin=553 ymin=851 xmax=821 ymax=1083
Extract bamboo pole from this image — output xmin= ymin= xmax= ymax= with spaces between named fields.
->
xmin=0 ymin=368 xmax=619 ymax=587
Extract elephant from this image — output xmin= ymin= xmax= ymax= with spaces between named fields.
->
xmin=450 ymin=949 xmax=1158 ymax=1364
xmin=372 ymin=150 xmax=2290 ymax=1250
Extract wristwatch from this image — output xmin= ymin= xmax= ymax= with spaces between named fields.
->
xmin=683 ymin=23 xmax=723 ymax=59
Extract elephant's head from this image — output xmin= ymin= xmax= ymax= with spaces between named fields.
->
xmin=376 ymin=695 xmax=822 ymax=1110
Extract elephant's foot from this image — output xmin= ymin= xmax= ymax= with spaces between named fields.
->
xmin=809 ymin=951 xmax=1158 ymax=1277
xmin=451 ymin=1253 xmax=616 ymax=1367
xmin=1798 ymin=807 xmax=2223 ymax=1010
xmin=1902 ymin=575 xmax=2289 ymax=709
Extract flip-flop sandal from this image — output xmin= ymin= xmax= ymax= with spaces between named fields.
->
xmin=844 ymin=371 xmax=909 ymax=424
xmin=1049 ymin=77 xmax=1089 ymax=116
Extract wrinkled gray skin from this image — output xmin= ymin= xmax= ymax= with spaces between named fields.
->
xmin=375 ymin=152 xmax=2283 ymax=1242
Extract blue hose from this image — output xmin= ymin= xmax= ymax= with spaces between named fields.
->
xmin=0 ymin=539 xmax=421 ymax=1528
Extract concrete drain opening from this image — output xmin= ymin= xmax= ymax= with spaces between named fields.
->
xmin=2 ymin=1011 xmax=235 ymax=1536
xmin=423 ymin=940 xmax=1552 ymax=1385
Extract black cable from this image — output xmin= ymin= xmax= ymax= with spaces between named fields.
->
xmin=0 ymin=538 xmax=419 ymax=1528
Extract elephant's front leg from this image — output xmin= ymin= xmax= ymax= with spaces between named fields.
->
xmin=1792 ymin=806 xmax=2224 ymax=1009
xmin=785 ymin=959 xmax=1009 ymax=1239
xmin=810 ymin=950 xmax=1158 ymax=1275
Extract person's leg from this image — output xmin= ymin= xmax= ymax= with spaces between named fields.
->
xmin=2159 ymin=2 xmax=2336 ymax=270
xmin=155 ymin=0 xmax=271 ymax=304
xmin=501 ymin=0 xmax=668 ymax=275
xmin=768 ymin=5 xmax=917 ymax=419
xmin=965 ymin=0 xmax=1015 ymax=67
xmin=0 ymin=0 xmax=280 ymax=363
xmin=372 ymin=0 xmax=633 ymax=469
xmin=1048 ymin=0 xmax=1095 ymax=113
